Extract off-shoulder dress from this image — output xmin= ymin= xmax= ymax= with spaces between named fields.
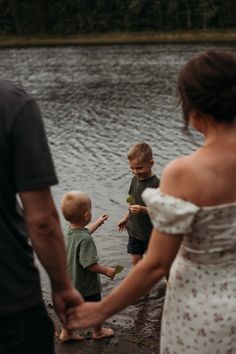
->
xmin=142 ymin=188 xmax=236 ymax=354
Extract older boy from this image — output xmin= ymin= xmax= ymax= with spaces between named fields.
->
xmin=60 ymin=191 xmax=115 ymax=341
xmin=117 ymin=142 xmax=160 ymax=266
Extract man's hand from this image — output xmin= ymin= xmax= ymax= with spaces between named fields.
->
xmin=52 ymin=287 xmax=84 ymax=328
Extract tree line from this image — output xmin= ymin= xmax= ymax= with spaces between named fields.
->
xmin=0 ymin=0 xmax=235 ymax=36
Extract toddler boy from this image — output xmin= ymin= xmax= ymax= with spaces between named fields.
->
xmin=60 ymin=190 xmax=115 ymax=341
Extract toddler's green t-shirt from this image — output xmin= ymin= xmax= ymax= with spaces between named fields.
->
xmin=65 ymin=228 xmax=102 ymax=297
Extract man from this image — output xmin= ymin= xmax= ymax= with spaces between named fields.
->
xmin=0 ymin=80 xmax=83 ymax=354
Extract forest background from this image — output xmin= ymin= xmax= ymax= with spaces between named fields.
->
xmin=1 ymin=0 xmax=236 ymax=37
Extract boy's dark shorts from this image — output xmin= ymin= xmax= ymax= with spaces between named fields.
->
xmin=127 ymin=236 xmax=149 ymax=255
xmin=83 ymin=293 xmax=101 ymax=302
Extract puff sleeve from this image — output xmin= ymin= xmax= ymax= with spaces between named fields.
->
xmin=142 ymin=188 xmax=199 ymax=234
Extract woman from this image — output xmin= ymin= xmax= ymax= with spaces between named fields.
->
xmin=68 ymin=50 xmax=236 ymax=353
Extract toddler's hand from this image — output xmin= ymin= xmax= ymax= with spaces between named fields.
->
xmin=97 ymin=214 xmax=108 ymax=226
xmin=105 ymin=267 xmax=116 ymax=279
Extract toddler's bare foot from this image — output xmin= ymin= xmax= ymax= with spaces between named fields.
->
xmin=92 ymin=327 xmax=114 ymax=340
xmin=59 ymin=329 xmax=84 ymax=342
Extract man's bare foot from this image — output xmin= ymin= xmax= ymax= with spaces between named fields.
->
xmin=92 ymin=327 xmax=114 ymax=340
xmin=59 ymin=329 xmax=84 ymax=342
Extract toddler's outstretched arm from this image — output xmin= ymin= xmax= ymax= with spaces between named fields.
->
xmin=87 ymin=214 xmax=108 ymax=234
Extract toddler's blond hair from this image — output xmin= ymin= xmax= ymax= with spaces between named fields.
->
xmin=61 ymin=191 xmax=90 ymax=223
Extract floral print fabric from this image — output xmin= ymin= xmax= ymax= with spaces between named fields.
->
xmin=142 ymin=188 xmax=236 ymax=354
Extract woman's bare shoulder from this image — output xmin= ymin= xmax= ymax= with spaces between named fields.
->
xmin=160 ymin=155 xmax=198 ymax=199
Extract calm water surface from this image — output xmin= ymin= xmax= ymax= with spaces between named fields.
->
xmin=1 ymin=43 xmax=235 ymax=334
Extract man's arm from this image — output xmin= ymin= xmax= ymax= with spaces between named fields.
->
xmin=19 ymin=188 xmax=83 ymax=326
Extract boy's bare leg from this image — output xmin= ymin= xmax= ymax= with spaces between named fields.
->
xmin=131 ymin=254 xmax=143 ymax=267
xmin=131 ymin=254 xmax=150 ymax=298
xmin=92 ymin=324 xmax=114 ymax=340
xmin=60 ymin=327 xmax=84 ymax=342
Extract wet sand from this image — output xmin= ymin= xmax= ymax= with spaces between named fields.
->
xmin=45 ymin=283 xmax=166 ymax=354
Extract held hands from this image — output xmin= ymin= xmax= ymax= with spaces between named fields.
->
xmin=67 ymin=301 xmax=104 ymax=331
xmin=52 ymin=286 xmax=84 ymax=329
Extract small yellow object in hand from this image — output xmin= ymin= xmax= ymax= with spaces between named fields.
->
xmin=115 ymin=265 xmax=124 ymax=276
xmin=126 ymin=195 xmax=134 ymax=204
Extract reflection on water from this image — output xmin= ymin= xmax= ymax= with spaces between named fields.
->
xmin=1 ymin=43 xmax=235 ymax=332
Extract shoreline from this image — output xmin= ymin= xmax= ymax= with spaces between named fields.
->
xmin=46 ymin=297 xmax=163 ymax=354
xmin=0 ymin=30 xmax=236 ymax=48
xmin=45 ymin=282 xmax=166 ymax=354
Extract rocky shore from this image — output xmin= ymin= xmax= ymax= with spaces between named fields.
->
xmin=45 ymin=283 xmax=166 ymax=354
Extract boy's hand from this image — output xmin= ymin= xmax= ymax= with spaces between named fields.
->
xmin=129 ymin=204 xmax=147 ymax=215
xmin=105 ymin=267 xmax=116 ymax=279
xmin=117 ymin=217 xmax=128 ymax=231
xmin=97 ymin=214 xmax=108 ymax=226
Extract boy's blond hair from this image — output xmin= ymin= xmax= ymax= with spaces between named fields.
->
xmin=127 ymin=142 xmax=153 ymax=163
xmin=61 ymin=191 xmax=91 ymax=223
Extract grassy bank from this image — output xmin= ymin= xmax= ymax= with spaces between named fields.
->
xmin=0 ymin=29 xmax=236 ymax=47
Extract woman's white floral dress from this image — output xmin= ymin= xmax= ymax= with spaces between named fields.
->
xmin=142 ymin=188 xmax=236 ymax=354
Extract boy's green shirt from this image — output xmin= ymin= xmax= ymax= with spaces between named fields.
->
xmin=65 ymin=227 xmax=102 ymax=297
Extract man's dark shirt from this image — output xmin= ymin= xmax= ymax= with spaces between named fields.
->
xmin=0 ymin=80 xmax=58 ymax=314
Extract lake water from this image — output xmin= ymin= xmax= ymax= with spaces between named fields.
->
xmin=1 ymin=42 xmax=235 ymax=335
